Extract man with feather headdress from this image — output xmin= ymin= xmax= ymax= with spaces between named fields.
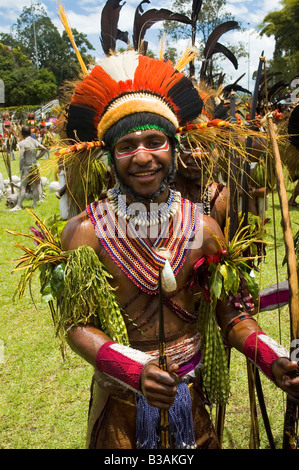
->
xmin=9 ymin=1 xmax=299 ymax=450
xmin=50 ymin=50 xmax=299 ymax=449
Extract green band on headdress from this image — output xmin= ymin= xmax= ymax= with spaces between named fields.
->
xmin=110 ymin=124 xmax=176 ymax=148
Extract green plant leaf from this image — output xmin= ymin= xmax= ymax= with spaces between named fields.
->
xmin=210 ymin=267 xmax=223 ymax=300
xmin=40 ymin=282 xmax=54 ymax=306
xmin=242 ymin=270 xmax=259 ymax=299
xmin=50 ymin=263 xmax=65 ymax=298
xmin=225 ymin=260 xmax=240 ymax=295
xmin=223 ymin=261 xmax=234 ymax=293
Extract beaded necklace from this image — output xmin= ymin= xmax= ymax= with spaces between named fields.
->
xmin=86 ymin=191 xmax=201 ymax=294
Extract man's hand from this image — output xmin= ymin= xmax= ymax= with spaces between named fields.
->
xmin=141 ymin=359 xmax=179 ymax=409
xmin=272 ymin=357 xmax=299 ymax=402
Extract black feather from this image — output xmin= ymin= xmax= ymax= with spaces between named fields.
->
xmin=133 ymin=1 xmax=192 ymax=50
xmin=267 ymin=81 xmax=289 ymax=101
xmin=116 ymin=29 xmax=129 ymax=45
xmin=203 ymin=21 xmax=239 ymax=60
xmin=208 ymin=42 xmax=238 ymax=69
xmin=191 ymin=0 xmax=203 ymax=23
xmin=222 ymin=83 xmax=251 ymax=97
xmin=232 ymin=72 xmax=246 ymax=84
xmin=167 ymin=77 xmax=203 ymax=124
xmin=214 ymin=101 xmax=229 ymax=120
xmin=216 ymin=72 xmax=226 ymax=87
xmin=66 ymin=105 xmax=97 ymax=142
xmin=100 ymin=0 xmax=128 ymax=55
xmin=258 ymin=71 xmax=282 ymax=98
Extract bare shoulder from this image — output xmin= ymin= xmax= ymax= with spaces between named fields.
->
xmin=61 ymin=210 xmax=99 ymax=253
xmin=210 ymin=181 xmax=227 ymax=200
xmin=201 ymin=214 xmax=224 ymax=255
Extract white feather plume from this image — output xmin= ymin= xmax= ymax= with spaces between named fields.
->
xmin=98 ymin=50 xmax=139 ymax=82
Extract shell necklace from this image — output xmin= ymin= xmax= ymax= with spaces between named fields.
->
xmin=107 ymin=185 xmax=181 ymax=227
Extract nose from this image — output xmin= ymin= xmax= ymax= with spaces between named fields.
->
xmin=133 ymin=149 xmax=154 ymax=165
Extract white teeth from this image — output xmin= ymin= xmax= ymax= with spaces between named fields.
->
xmin=134 ymin=172 xmax=155 ymax=176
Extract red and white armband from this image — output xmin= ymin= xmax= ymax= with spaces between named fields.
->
xmin=96 ymin=341 xmax=152 ymax=394
xmin=243 ymin=331 xmax=290 ymax=381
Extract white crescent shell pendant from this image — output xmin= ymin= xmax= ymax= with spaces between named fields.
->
xmin=161 ymin=259 xmax=177 ymax=293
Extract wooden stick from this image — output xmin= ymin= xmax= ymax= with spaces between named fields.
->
xmin=267 ymin=115 xmax=299 ymax=449
xmin=158 ymin=270 xmax=170 ymax=448
xmin=267 ymin=116 xmax=299 ymax=341
xmin=247 ymin=360 xmax=260 ymax=449
xmin=3 ymin=150 xmax=14 ymax=194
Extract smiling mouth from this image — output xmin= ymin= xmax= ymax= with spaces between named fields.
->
xmin=133 ymin=169 xmax=160 ymax=177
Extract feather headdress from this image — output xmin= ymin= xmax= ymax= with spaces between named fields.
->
xmin=66 ymin=50 xmax=203 ymax=143
xmin=51 ymin=1 xmax=268 ymax=220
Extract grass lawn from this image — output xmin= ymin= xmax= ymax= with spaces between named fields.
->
xmin=0 ymin=150 xmax=298 ymax=449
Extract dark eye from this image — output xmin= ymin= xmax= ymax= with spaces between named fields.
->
xmin=190 ymin=143 xmax=199 ymax=151
xmin=115 ymin=143 xmax=136 ymax=154
xmin=180 ymin=143 xmax=192 ymax=153
xmin=147 ymin=138 xmax=166 ymax=149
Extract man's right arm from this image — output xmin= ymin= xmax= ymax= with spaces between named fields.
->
xmin=61 ymin=212 xmax=110 ymax=357
xmin=61 ymin=214 xmax=178 ymax=405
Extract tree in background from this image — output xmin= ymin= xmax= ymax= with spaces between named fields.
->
xmin=259 ymin=0 xmax=299 ymax=83
xmin=0 ymin=3 xmax=96 ymax=105
xmin=0 ymin=43 xmax=57 ymax=106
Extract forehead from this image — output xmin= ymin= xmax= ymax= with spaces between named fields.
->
xmin=115 ymin=128 xmax=167 ymax=145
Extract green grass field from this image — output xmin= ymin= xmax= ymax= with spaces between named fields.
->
xmin=0 ymin=150 xmax=298 ymax=449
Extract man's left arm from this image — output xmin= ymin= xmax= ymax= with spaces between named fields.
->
xmin=217 ymin=300 xmax=299 ymax=402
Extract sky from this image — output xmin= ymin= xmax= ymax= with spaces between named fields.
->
xmin=0 ymin=0 xmax=283 ymax=92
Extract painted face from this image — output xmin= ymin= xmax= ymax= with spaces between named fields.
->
xmin=112 ymin=129 xmax=174 ymax=201
xmin=178 ymin=139 xmax=217 ymax=178
xmin=115 ymin=138 xmax=170 ymax=159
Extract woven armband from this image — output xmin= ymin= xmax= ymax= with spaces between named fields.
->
xmin=96 ymin=341 xmax=152 ymax=394
xmin=225 ymin=313 xmax=256 ymax=339
xmin=243 ymin=331 xmax=290 ymax=381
